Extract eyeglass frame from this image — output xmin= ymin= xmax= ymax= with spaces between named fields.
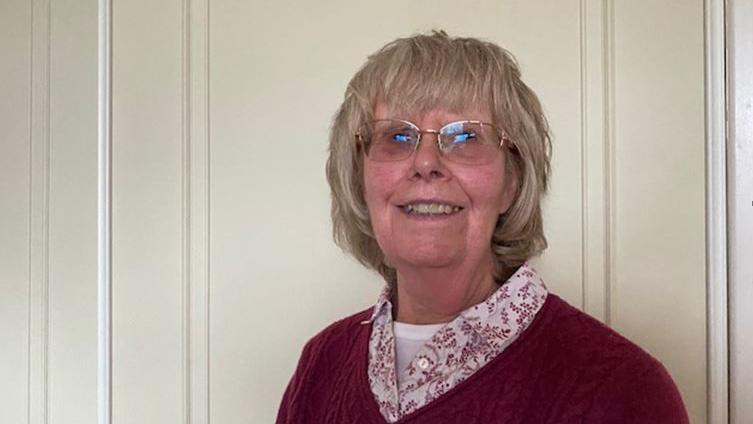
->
xmin=355 ymin=118 xmax=516 ymax=162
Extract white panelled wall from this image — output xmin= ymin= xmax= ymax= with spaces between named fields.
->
xmin=0 ymin=0 xmax=99 ymax=423
xmin=0 ymin=0 xmax=725 ymax=423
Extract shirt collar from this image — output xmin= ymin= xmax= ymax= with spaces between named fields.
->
xmin=366 ymin=262 xmax=548 ymax=326
xmin=366 ymin=285 xmax=393 ymax=324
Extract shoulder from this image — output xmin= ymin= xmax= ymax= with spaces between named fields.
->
xmin=276 ymin=308 xmax=373 ymax=423
xmin=299 ymin=307 xmax=373 ymax=361
xmin=546 ymin=294 xmax=655 ymax=362
xmin=538 ymin=294 xmax=689 ymax=423
xmin=540 ymin=294 xmax=665 ymax=366
xmin=540 ymin=293 xmax=678 ymax=382
xmin=286 ymin=308 xmax=372 ymax=381
xmin=284 ymin=307 xmax=374 ymax=387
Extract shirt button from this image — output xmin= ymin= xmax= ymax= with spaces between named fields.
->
xmin=417 ymin=358 xmax=429 ymax=369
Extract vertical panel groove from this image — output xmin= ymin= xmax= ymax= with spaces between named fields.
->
xmin=704 ymin=0 xmax=729 ymax=422
xmin=181 ymin=2 xmax=189 ymax=423
xmin=580 ymin=0 xmax=609 ymax=323
xmin=603 ymin=0 xmax=616 ymax=326
xmin=184 ymin=0 xmax=211 ymax=421
xmin=27 ymin=5 xmax=33 ymax=423
xmin=97 ymin=0 xmax=112 ymax=422
xmin=579 ymin=0 xmax=588 ymax=312
xmin=28 ymin=0 xmax=51 ymax=422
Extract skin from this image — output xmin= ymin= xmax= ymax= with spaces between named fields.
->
xmin=363 ymin=103 xmax=518 ymax=324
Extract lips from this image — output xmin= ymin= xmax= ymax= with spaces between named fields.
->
xmin=399 ymin=202 xmax=464 ymax=215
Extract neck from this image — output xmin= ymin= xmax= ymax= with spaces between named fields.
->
xmin=393 ymin=261 xmax=498 ymax=325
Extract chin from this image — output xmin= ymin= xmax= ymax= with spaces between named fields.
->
xmin=389 ymin=247 xmax=461 ymax=271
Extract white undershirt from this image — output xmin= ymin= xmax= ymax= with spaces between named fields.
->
xmin=392 ymin=321 xmax=445 ymax=381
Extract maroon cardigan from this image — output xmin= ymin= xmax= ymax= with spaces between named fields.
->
xmin=277 ymin=294 xmax=689 ymax=423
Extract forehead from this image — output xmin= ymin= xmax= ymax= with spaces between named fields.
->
xmin=373 ymin=102 xmax=492 ymax=125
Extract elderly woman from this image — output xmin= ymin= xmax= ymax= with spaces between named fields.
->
xmin=277 ymin=31 xmax=688 ymax=423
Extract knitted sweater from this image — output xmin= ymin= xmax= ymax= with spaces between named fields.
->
xmin=277 ymin=294 xmax=689 ymax=423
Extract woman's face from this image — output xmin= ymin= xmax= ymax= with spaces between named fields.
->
xmin=363 ymin=103 xmax=517 ymax=275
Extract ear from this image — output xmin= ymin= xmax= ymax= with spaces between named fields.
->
xmin=498 ymin=159 xmax=519 ymax=215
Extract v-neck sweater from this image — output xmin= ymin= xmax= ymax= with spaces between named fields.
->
xmin=276 ymin=294 xmax=688 ymax=423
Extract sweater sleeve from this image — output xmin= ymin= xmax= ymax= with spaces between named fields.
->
xmin=585 ymin=356 xmax=689 ymax=424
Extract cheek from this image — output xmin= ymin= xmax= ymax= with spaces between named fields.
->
xmin=499 ymin=180 xmax=516 ymax=214
xmin=363 ymin=162 xmax=401 ymax=206
xmin=498 ymin=164 xmax=519 ymax=214
xmin=362 ymin=165 xmax=393 ymax=253
xmin=463 ymin=168 xmax=508 ymax=201
xmin=362 ymin=164 xmax=393 ymax=238
xmin=457 ymin=170 xmax=512 ymax=227
xmin=361 ymin=163 xmax=381 ymax=210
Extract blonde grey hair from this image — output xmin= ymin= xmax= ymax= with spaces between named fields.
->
xmin=326 ymin=30 xmax=551 ymax=285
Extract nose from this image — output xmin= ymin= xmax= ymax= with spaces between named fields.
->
xmin=410 ymin=132 xmax=448 ymax=180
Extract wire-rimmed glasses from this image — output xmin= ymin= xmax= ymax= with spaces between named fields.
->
xmin=356 ymin=119 xmax=513 ymax=165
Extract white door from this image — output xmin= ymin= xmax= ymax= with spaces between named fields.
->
xmin=0 ymin=1 xmax=710 ymax=423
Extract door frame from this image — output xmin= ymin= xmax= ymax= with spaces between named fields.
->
xmin=726 ymin=0 xmax=753 ymax=423
xmin=705 ymin=0 xmax=728 ymax=423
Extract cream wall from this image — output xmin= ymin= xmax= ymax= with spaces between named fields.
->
xmin=0 ymin=1 xmax=711 ymax=423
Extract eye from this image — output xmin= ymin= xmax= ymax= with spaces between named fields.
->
xmin=370 ymin=120 xmax=418 ymax=150
xmin=391 ymin=131 xmax=414 ymax=143
xmin=451 ymin=131 xmax=477 ymax=144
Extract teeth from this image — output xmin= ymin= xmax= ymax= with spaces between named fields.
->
xmin=404 ymin=203 xmax=462 ymax=215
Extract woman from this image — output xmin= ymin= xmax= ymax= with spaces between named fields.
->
xmin=277 ymin=31 xmax=688 ymax=423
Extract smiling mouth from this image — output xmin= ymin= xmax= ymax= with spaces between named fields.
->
xmin=400 ymin=202 xmax=464 ymax=215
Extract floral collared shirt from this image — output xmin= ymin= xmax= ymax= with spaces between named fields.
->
xmin=365 ymin=263 xmax=549 ymax=422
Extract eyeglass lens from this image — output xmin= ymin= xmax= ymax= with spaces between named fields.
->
xmin=363 ymin=119 xmax=500 ymax=164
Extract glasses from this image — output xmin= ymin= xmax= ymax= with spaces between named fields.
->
xmin=356 ymin=119 xmax=513 ymax=165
